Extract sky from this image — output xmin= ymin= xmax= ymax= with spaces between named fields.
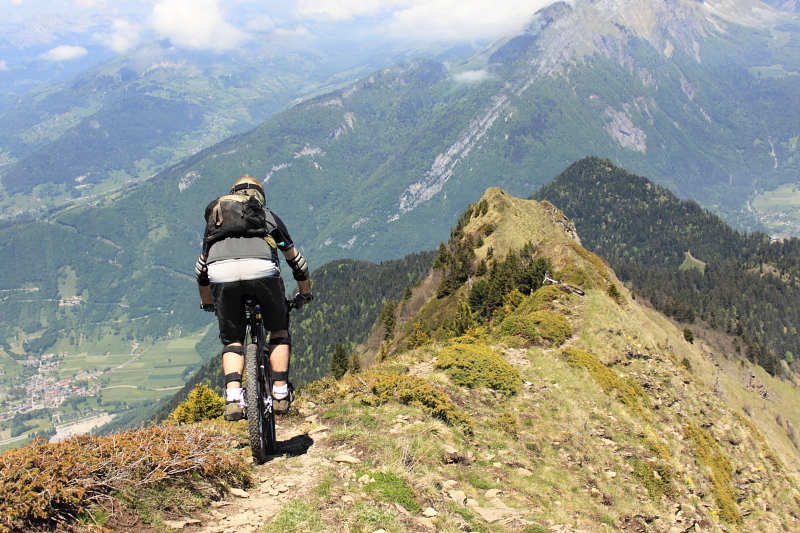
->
xmin=1 ymin=0 xmax=560 ymax=56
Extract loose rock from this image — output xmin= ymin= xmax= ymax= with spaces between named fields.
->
xmin=334 ymin=454 xmax=361 ymax=464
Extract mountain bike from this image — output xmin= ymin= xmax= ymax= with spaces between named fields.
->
xmin=243 ymin=297 xmax=296 ymax=464
xmin=542 ymin=270 xmax=585 ymax=295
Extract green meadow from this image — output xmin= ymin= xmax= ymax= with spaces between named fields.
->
xmin=752 ymin=183 xmax=800 ymax=239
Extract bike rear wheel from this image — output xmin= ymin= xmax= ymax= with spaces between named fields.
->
xmin=245 ymin=343 xmax=276 ymax=463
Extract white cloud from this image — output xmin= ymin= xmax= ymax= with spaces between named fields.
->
xmin=295 ymin=0 xmax=413 ymax=21
xmin=76 ymin=0 xmax=106 ymax=7
xmin=246 ymin=15 xmax=275 ymax=32
xmin=294 ymin=0 xmax=557 ymax=42
xmin=98 ymin=18 xmax=141 ymax=52
xmin=40 ymin=45 xmax=89 ymax=61
xmin=0 ymin=60 xmax=8 ymax=71
xmin=453 ymin=69 xmax=489 ymax=83
xmin=151 ymin=0 xmax=249 ymax=51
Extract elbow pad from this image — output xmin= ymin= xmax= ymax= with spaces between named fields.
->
xmin=195 ymin=256 xmax=210 ymax=286
xmin=286 ymin=252 xmax=310 ymax=282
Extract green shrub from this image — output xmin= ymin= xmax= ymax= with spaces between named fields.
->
xmin=363 ymin=472 xmax=421 ymax=513
xmin=562 ymin=347 xmax=650 ymax=418
xmin=515 ymin=285 xmax=564 ymax=314
xmin=303 ymin=377 xmax=340 ymax=406
xmin=496 ymin=310 xmax=571 ymax=347
xmin=607 ymin=284 xmax=625 ymax=304
xmin=631 ymin=459 xmax=676 ymax=500
xmin=406 ymin=321 xmax=431 ymax=350
xmin=492 ymin=411 xmax=518 ymax=439
xmin=361 ymin=373 xmax=473 ymax=433
xmin=168 ymin=383 xmax=224 ymax=424
xmin=436 ymin=343 xmax=522 ymax=396
xmin=684 ymin=422 xmax=742 ymax=524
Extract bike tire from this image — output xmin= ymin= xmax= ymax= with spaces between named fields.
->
xmin=566 ymin=284 xmax=585 ymax=296
xmin=245 ymin=343 xmax=276 ymax=463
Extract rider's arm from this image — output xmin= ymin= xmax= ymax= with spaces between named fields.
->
xmin=196 ymin=254 xmax=215 ymax=308
xmin=282 ymin=247 xmax=311 ymax=295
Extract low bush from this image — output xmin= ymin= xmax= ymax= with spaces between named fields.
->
xmin=168 ymin=383 xmax=224 ymax=424
xmin=492 ymin=411 xmax=519 ymax=439
xmin=0 ymin=424 xmax=249 ymax=533
xmin=684 ymin=422 xmax=742 ymax=524
xmin=360 ymin=373 xmax=473 ymax=433
xmin=631 ymin=458 xmax=676 ymax=500
xmin=436 ymin=343 xmax=522 ymax=396
xmin=515 ymin=285 xmax=564 ymax=314
xmin=496 ymin=310 xmax=571 ymax=347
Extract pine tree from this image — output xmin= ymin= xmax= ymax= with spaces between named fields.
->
xmin=349 ymin=352 xmax=362 ymax=374
xmin=330 ymin=343 xmax=349 ymax=380
xmin=168 ymin=383 xmax=224 ymax=424
xmin=407 ymin=321 xmax=431 ymax=350
xmin=378 ymin=341 xmax=390 ymax=361
xmin=449 ymin=299 xmax=477 ymax=337
xmin=379 ymin=300 xmax=398 ymax=340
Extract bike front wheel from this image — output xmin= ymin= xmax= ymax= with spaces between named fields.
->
xmin=245 ymin=343 xmax=276 ymax=463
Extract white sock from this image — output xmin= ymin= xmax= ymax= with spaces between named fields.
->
xmin=273 ymin=383 xmax=288 ymax=399
xmin=225 ymin=387 xmax=243 ymax=402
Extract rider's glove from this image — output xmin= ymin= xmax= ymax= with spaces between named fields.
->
xmin=200 ymin=303 xmax=215 ymax=312
xmin=195 ymin=256 xmax=210 ymax=286
xmin=293 ymin=292 xmax=314 ymax=309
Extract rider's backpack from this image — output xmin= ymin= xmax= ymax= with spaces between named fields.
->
xmin=203 ymin=193 xmax=278 ymax=249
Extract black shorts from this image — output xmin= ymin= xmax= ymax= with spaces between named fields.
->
xmin=210 ymin=275 xmax=289 ymax=345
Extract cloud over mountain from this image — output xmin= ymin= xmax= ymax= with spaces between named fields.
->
xmin=151 ymin=0 xmax=248 ymax=51
xmin=39 ymin=44 xmax=88 ymax=60
xmin=295 ymin=0 xmax=563 ymax=41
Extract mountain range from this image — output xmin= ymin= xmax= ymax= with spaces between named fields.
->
xmin=1 ymin=185 xmax=799 ymax=533
xmin=1 ymin=0 xmax=800 ymax=448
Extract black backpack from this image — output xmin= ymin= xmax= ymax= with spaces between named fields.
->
xmin=203 ymin=193 xmax=278 ymax=249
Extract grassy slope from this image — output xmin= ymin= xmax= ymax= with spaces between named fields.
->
xmin=2 ymin=189 xmax=799 ymax=533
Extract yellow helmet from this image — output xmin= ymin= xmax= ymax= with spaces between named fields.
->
xmin=230 ymin=175 xmax=265 ymax=205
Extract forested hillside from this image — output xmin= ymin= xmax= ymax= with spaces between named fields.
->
xmin=534 ymin=156 xmax=800 ymax=376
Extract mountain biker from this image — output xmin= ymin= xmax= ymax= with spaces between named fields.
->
xmin=194 ymin=175 xmax=313 ymax=421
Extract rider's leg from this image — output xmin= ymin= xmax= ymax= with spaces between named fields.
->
xmin=221 ymin=343 xmax=245 ymax=421
xmin=268 ymin=329 xmax=290 ymax=391
xmin=222 ymin=343 xmax=244 ymax=389
xmin=269 ymin=330 xmax=294 ymax=415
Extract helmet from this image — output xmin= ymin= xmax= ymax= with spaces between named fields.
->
xmin=230 ymin=175 xmax=265 ymax=205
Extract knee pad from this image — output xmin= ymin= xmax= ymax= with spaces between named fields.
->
xmin=224 ymin=372 xmax=242 ymax=384
xmin=222 ymin=345 xmax=244 ymax=356
xmin=269 ymin=336 xmax=291 ymax=347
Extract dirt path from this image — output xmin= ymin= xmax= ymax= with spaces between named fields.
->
xmin=167 ymin=416 xmax=334 ymax=533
